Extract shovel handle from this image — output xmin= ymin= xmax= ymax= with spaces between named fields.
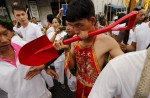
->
xmin=35 ymin=11 xmax=138 ymax=54
xmin=63 ymin=11 xmax=138 ymax=45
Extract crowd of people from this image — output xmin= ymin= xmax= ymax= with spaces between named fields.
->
xmin=0 ymin=0 xmax=150 ymax=98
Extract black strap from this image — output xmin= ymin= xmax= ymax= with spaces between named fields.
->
xmin=146 ymin=43 xmax=150 ymax=49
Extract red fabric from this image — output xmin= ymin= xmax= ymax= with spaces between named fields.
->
xmin=64 ymin=51 xmax=70 ymax=75
xmin=75 ymin=79 xmax=92 ymax=98
xmin=74 ymin=36 xmax=99 ymax=86
xmin=74 ymin=36 xmax=100 ymax=97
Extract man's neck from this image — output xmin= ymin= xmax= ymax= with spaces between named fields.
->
xmin=79 ymin=36 xmax=96 ymax=48
xmin=0 ymin=46 xmax=15 ymax=61
xmin=83 ymin=36 xmax=95 ymax=42
xmin=22 ymin=20 xmax=29 ymax=28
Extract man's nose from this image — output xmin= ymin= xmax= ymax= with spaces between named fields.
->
xmin=20 ymin=15 xmax=24 ymax=19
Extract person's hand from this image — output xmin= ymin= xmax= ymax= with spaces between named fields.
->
xmin=55 ymin=27 xmax=61 ymax=34
xmin=120 ymin=43 xmax=127 ymax=51
xmin=59 ymin=8 xmax=63 ymax=13
xmin=45 ymin=68 xmax=58 ymax=79
xmin=24 ymin=65 xmax=45 ymax=80
xmin=53 ymin=39 xmax=69 ymax=51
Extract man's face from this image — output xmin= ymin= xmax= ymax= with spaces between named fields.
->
xmin=0 ymin=25 xmax=12 ymax=52
xmin=68 ymin=17 xmax=96 ymax=40
xmin=13 ymin=10 xmax=28 ymax=24
xmin=136 ymin=9 xmax=146 ymax=24
xmin=32 ymin=18 xmax=37 ymax=24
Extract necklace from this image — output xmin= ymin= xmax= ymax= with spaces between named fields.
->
xmin=0 ymin=48 xmax=15 ymax=61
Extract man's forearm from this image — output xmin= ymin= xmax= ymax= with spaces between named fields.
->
xmin=127 ymin=45 xmax=136 ymax=52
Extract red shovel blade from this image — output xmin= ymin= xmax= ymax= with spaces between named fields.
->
xmin=19 ymin=35 xmax=59 ymax=66
xmin=19 ymin=11 xmax=138 ymax=66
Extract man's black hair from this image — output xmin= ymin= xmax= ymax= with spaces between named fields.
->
xmin=66 ymin=0 xmax=95 ymax=22
xmin=0 ymin=20 xmax=13 ymax=31
xmin=133 ymin=6 xmax=144 ymax=11
xmin=12 ymin=5 xmax=26 ymax=14
xmin=117 ymin=13 xmax=126 ymax=24
xmin=143 ymin=16 xmax=149 ymax=22
xmin=47 ymin=14 xmax=54 ymax=23
xmin=32 ymin=17 xmax=36 ymax=19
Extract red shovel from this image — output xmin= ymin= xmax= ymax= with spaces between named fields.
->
xmin=19 ymin=11 xmax=138 ymax=66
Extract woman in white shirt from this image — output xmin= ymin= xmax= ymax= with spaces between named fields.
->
xmin=47 ymin=17 xmax=67 ymax=89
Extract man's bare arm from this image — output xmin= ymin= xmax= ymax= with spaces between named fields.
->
xmin=108 ymin=36 xmax=124 ymax=58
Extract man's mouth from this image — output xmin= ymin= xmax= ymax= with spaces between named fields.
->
xmin=0 ymin=44 xmax=9 ymax=48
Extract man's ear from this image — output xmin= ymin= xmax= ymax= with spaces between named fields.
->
xmin=89 ymin=17 xmax=96 ymax=25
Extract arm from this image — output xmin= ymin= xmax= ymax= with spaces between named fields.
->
xmin=50 ymin=33 xmax=57 ymax=42
xmin=45 ymin=68 xmax=58 ymax=79
xmin=24 ymin=64 xmax=45 ymax=80
xmin=107 ymin=36 xmax=124 ymax=58
xmin=120 ymin=41 xmax=136 ymax=52
xmin=127 ymin=42 xmax=136 ymax=51
xmin=50 ymin=28 xmax=62 ymax=42
xmin=68 ymin=43 xmax=76 ymax=70
xmin=88 ymin=63 xmax=121 ymax=98
xmin=56 ymin=8 xmax=63 ymax=19
xmin=120 ymin=27 xmax=137 ymax=52
xmin=53 ymin=39 xmax=76 ymax=70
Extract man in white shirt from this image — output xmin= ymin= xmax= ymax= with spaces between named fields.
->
xmin=32 ymin=17 xmax=43 ymax=31
xmin=0 ymin=20 xmax=51 ymax=98
xmin=121 ymin=21 xmax=150 ymax=51
xmin=132 ymin=22 xmax=150 ymax=50
xmin=12 ymin=4 xmax=54 ymax=89
xmin=12 ymin=5 xmax=43 ymax=42
xmin=120 ymin=7 xmax=146 ymax=52
xmin=88 ymin=48 xmax=150 ymax=98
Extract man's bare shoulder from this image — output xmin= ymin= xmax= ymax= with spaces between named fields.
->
xmin=96 ymin=34 xmax=120 ymax=53
xmin=96 ymin=34 xmax=115 ymax=43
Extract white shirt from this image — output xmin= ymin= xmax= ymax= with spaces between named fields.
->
xmin=46 ymin=27 xmax=54 ymax=35
xmin=13 ymin=26 xmax=21 ymax=34
xmin=0 ymin=43 xmax=51 ymax=98
xmin=19 ymin=22 xmax=43 ymax=42
xmin=88 ymin=50 xmax=149 ymax=98
xmin=47 ymin=31 xmax=67 ymax=41
xmin=37 ymin=22 xmax=43 ymax=30
xmin=127 ymin=29 xmax=134 ymax=45
xmin=112 ymin=23 xmax=126 ymax=36
xmin=132 ymin=22 xmax=150 ymax=51
xmin=47 ymin=30 xmax=66 ymax=63
xmin=11 ymin=34 xmax=26 ymax=46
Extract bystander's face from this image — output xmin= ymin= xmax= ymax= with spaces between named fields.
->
xmin=0 ymin=25 xmax=12 ymax=52
xmin=13 ymin=10 xmax=28 ymax=25
xmin=67 ymin=17 xmax=96 ymax=40
xmin=136 ymin=9 xmax=146 ymax=24
xmin=32 ymin=18 xmax=38 ymax=24
xmin=66 ymin=21 xmax=75 ymax=37
xmin=52 ymin=18 xmax=61 ymax=29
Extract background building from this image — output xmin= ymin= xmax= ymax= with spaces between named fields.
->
xmin=0 ymin=0 xmax=149 ymax=26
